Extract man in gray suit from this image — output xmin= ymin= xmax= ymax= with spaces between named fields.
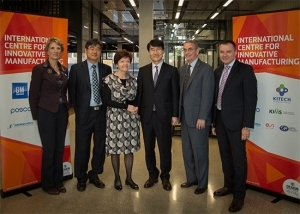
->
xmin=179 ymin=40 xmax=215 ymax=194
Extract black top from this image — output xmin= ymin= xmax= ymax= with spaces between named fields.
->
xmin=102 ymin=79 xmax=136 ymax=108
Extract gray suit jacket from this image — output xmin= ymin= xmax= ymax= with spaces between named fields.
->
xmin=179 ymin=59 xmax=215 ymax=127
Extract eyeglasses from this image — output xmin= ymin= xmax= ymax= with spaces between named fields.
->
xmin=149 ymin=47 xmax=163 ymax=53
xmin=183 ymin=48 xmax=196 ymax=53
xmin=88 ymin=47 xmax=101 ymax=52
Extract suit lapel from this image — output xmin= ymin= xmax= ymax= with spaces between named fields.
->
xmin=145 ymin=63 xmax=154 ymax=89
xmin=224 ymin=60 xmax=238 ymax=89
xmin=82 ymin=60 xmax=91 ymax=88
xmin=186 ymin=59 xmax=201 ymax=90
xmin=155 ymin=62 xmax=167 ymax=90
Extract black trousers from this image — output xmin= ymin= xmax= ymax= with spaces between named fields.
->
xmin=141 ymin=112 xmax=172 ymax=181
xmin=74 ymin=108 xmax=106 ymax=182
xmin=37 ymin=104 xmax=68 ymax=191
xmin=215 ymin=110 xmax=247 ymax=199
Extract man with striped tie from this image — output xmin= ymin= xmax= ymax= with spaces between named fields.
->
xmin=212 ymin=40 xmax=257 ymax=213
xmin=137 ymin=39 xmax=179 ymax=191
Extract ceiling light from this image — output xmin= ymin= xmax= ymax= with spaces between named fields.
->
xmin=171 ymin=34 xmax=173 ymax=38
xmin=83 ymin=25 xmax=89 ymax=29
xmin=101 ymin=41 xmax=106 ymax=44
xmin=210 ymin=12 xmax=219 ymax=19
xmin=201 ymin=24 xmax=207 ymax=28
xmin=93 ymin=31 xmax=98 ymax=34
xmin=175 ymin=12 xmax=180 ymax=19
xmin=178 ymin=0 xmax=184 ymax=6
xmin=195 ymin=29 xmax=200 ymax=34
xmin=129 ymin=0 xmax=136 ymax=7
xmin=223 ymin=0 xmax=234 ymax=7
xmin=137 ymin=13 xmax=139 ymax=17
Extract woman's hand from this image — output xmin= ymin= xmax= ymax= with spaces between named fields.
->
xmin=127 ymin=105 xmax=138 ymax=114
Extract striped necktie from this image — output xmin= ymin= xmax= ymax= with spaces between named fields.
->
xmin=217 ymin=65 xmax=230 ymax=108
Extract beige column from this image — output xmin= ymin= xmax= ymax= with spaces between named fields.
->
xmin=117 ymin=43 xmax=122 ymax=50
xmin=139 ymin=0 xmax=153 ymax=67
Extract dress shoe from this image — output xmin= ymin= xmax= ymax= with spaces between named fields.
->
xmin=114 ymin=179 xmax=122 ymax=191
xmin=180 ymin=181 xmax=198 ymax=188
xmin=144 ymin=178 xmax=158 ymax=188
xmin=125 ymin=179 xmax=139 ymax=190
xmin=228 ymin=198 xmax=244 ymax=213
xmin=57 ymin=186 xmax=66 ymax=193
xmin=46 ymin=188 xmax=60 ymax=195
xmin=162 ymin=180 xmax=172 ymax=191
xmin=194 ymin=187 xmax=207 ymax=195
xmin=89 ymin=178 xmax=105 ymax=188
xmin=77 ymin=182 xmax=86 ymax=192
xmin=213 ymin=187 xmax=234 ymax=197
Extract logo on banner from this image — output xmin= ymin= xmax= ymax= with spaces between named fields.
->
xmin=283 ymin=179 xmax=299 ymax=198
xmin=10 ymin=107 xmax=31 ymax=114
xmin=254 ymin=122 xmax=261 ymax=127
xmin=279 ymin=125 xmax=298 ymax=132
xmin=12 ymin=83 xmax=28 ymax=99
xmin=256 ymin=108 xmax=260 ymax=112
xmin=269 ymin=108 xmax=282 ymax=114
xmin=7 ymin=121 xmax=34 ymax=129
xmin=266 ymin=123 xmax=274 ymax=129
xmin=273 ymin=84 xmax=291 ymax=103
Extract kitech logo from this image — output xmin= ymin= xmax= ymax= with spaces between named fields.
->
xmin=12 ymin=83 xmax=28 ymax=99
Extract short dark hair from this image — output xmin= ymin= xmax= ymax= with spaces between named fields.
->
xmin=114 ymin=49 xmax=132 ymax=64
xmin=219 ymin=40 xmax=236 ymax=50
xmin=85 ymin=38 xmax=103 ymax=49
xmin=147 ymin=39 xmax=164 ymax=51
xmin=45 ymin=37 xmax=64 ymax=52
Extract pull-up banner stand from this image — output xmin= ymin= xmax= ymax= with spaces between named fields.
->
xmin=0 ymin=11 xmax=72 ymax=197
xmin=233 ymin=9 xmax=300 ymax=200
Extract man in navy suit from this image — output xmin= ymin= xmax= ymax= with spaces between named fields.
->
xmin=212 ymin=40 xmax=257 ymax=213
xmin=68 ymin=38 xmax=112 ymax=192
xmin=137 ymin=39 xmax=179 ymax=191
xmin=179 ymin=40 xmax=215 ymax=195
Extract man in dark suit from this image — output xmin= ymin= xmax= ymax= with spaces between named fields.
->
xmin=137 ymin=39 xmax=179 ymax=191
xmin=211 ymin=40 xmax=257 ymax=213
xmin=179 ymin=40 xmax=215 ymax=195
xmin=68 ymin=38 xmax=112 ymax=192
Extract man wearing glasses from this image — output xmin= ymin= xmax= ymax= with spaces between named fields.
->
xmin=137 ymin=39 xmax=179 ymax=191
xmin=69 ymin=38 xmax=112 ymax=192
xmin=179 ymin=40 xmax=215 ymax=194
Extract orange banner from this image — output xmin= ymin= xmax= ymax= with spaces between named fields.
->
xmin=233 ymin=10 xmax=300 ymax=199
xmin=0 ymin=11 xmax=71 ymax=195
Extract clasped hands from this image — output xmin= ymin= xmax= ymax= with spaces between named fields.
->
xmin=127 ymin=105 xmax=138 ymax=114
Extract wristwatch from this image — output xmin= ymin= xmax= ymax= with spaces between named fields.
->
xmin=243 ymin=127 xmax=251 ymax=130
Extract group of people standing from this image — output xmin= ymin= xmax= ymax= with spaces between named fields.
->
xmin=29 ymin=37 xmax=257 ymax=213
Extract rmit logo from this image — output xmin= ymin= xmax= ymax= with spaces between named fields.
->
xmin=12 ymin=83 xmax=28 ymax=99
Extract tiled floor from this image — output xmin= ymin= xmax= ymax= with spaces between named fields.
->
xmin=1 ymin=114 xmax=299 ymax=213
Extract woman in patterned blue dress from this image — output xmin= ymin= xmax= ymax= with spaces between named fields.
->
xmin=102 ymin=50 xmax=140 ymax=191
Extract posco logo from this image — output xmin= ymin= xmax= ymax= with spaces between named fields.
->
xmin=10 ymin=107 xmax=31 ymax=114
